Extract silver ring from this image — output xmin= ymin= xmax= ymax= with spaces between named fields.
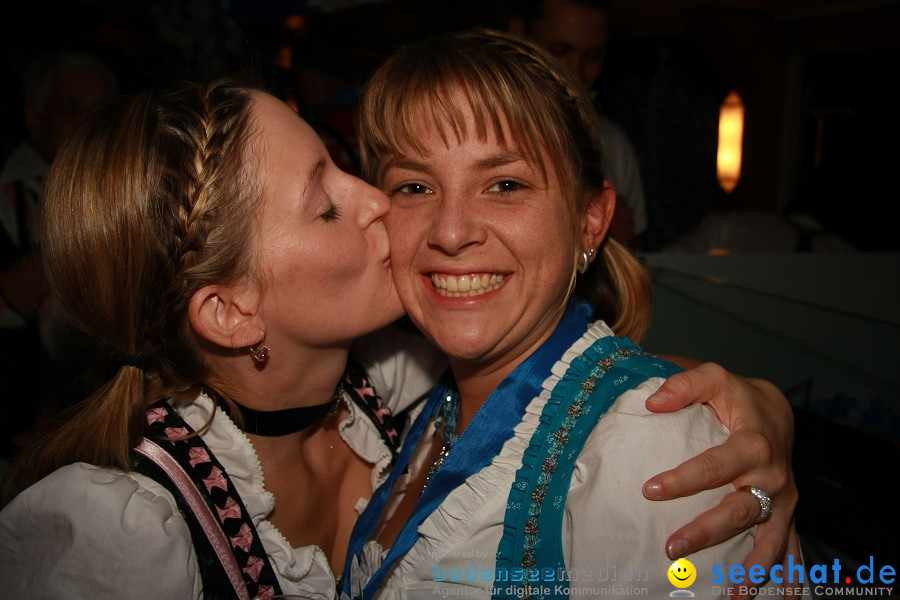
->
xmin=742 ymin=485 xmax=772 ymax=523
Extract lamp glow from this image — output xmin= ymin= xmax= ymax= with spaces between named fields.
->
xmin=717 ymin=91 xmax=744 ymax=193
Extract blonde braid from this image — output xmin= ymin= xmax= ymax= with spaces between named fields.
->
xmin=2 ymin=80 xmax=260 ymax=503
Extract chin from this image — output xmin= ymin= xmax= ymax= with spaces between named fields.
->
xmin=421 ymin=329 xmax=497 ymax=364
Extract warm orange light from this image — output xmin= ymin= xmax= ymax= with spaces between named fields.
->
xmin=717 ymin=91 xmax=744 ymax=193
xmin=283 ymin=15 xmax=306 ymax=30
xmin=275 ymin=43 xmax=293 ymax=70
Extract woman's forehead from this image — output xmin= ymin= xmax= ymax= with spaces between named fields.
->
xmin=393 ymin=98 xmax=545 ymax=166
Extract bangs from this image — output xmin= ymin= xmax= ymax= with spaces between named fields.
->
xmin=358 ymin=42 xmax=558 ymax=185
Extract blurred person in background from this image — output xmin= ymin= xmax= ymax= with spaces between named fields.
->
xmin=509 ymin=0 xmax=647 ymax=248
xmin=0 ymin=50 xmax=116 ymax=461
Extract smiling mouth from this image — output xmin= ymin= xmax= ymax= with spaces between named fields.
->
xmin=430 ymin=272 xmax=506 ymax=297
xmin=672 ymin=573 xmax=691 ymax=581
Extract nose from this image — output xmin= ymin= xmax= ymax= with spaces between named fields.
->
xmin=427 ymin=191 xmax=486 ymax=255
xmin=355 ymin=178 xmax=391 ymax=229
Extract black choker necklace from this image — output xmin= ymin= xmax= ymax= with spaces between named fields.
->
xmin=207 ymin=384 xmax=343 ymax=437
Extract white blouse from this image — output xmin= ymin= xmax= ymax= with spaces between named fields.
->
xmin=354 ymin=321 xmax=771 ymax=599
xmin=0 ymin=325 xmax=447 ymax=600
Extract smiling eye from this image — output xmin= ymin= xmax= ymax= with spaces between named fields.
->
xmin=488 ymin=180 xmax=526 ymax=193
xmin=320 ymin=202 xmax=342 ymax=221
xmin=395 ymin=182 xmax=433 ymax=195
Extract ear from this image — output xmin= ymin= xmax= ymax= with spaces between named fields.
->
xmin=582 ymin=179 xmax=616 ymax=251
xmin=189 ymin=283 xmax=263 ymax=350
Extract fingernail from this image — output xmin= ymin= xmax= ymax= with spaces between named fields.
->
xmin=646 ymin=391 xmax=670 ymax=405
xmin=668 ymin=539 xmax=689 ymax=559
xmin=643 ymin=481 xmax=663 ymax=499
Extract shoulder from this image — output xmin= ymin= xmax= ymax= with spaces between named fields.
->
xmin=557 ymin=328 xmax=732 ymax=526
xmin=575 ymin=338 xmax=729 ymax=469
xmin=562 ymin=363 xmax=750 ymax=594
xmin=2 ymin=461 xmax=185 ymax=521
xmin=0 ymin=462 xmax=199 ymax=598
xmin=552 ymin=326 xmax=733 ymax=505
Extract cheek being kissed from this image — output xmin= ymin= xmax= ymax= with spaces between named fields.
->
xmin=379 ymin=128 xmax=578 ymax=368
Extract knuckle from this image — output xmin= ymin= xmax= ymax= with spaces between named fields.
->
xmin=743 ymin=430 xmax=774 ymax=465
xmin=662 ymin=370 xmax=691 ymax=394
xmin=681 ymin=522 xmax=712 ymax=550
xmin=696 ymin=453 xmax=727 ymax=484
xmin=769 ymin=464 xmax=791 ymax=495
xmin=700 ymin=361 xmax=728 ymax=379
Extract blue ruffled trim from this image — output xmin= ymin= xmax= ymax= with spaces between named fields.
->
xmin=494 ymin=335 xmax=682 ymax=599
xmin=495 ymin=336 xmax=631 ymax=568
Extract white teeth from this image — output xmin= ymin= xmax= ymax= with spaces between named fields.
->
xmin=430 ymin=272 xmax=505 ymax=297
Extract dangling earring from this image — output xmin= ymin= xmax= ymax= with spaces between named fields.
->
xmin=578 ymin=247 xmax=596 ymax=275
xmin=250 ymin=337 xmax=269 ymax=364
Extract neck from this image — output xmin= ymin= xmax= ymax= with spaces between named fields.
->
xmin=450 ymin=344 xmax=549 ymax=434
xmin=206 ymin=343 xmax=350 ymax=416
xmin=448 ymin=308 xmax=569 ymax=433
xmin=450 ymin=362 xmax=512 ymax=433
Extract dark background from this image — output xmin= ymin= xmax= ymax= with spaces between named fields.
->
xmin=2 ymin=0 xmax=898 ymax=572
xmin=2 ymin=0 xmax=899 ymax=251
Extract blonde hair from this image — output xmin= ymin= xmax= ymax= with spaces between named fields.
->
xmin=357 ymin=28 xmax=650 ymax=340
xmin=3 ymin=79 xmax=261 ymax=503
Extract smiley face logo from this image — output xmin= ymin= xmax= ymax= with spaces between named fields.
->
xmin=668 ymin=558 xmax=697 ymax=588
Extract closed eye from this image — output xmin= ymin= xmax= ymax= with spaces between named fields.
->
xmin=320 ymin=202 xmax=342 ymax=221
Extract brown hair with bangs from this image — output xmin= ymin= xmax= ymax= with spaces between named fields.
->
xmin=357 ymin=28 xmax=651 ymax=340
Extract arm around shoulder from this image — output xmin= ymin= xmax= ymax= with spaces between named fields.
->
xmin=565 ymin=378 xmax=757 ymax=596
xmin=0 ymin=462 xmax=200 ymax=599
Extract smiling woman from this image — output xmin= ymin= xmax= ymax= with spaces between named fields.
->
xmin=379 ymin=104 xmax=598 ymax=369
xmin=0 ymin=69 xmax=800 ymax=600
xmin=340 ymin=29 xmax=796 ymax=599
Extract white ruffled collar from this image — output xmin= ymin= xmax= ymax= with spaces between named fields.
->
xmin=349 ymin=320 xmax=615 ymax=588
xmin=173 ymin=389 xmax=395 ymax=598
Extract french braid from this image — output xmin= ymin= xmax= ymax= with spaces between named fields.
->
xmin=3 ymin=80 xmax=260 ymax=503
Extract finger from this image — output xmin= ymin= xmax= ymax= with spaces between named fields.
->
xmin=733 ymin=517 xmax=800 ymax=600
xmin=739 ymin=517 xmax=788 ymax=575
xmin=738 ymin=504 xmax=797 ymax=572
xmin=644 ymin=439 xmax=757 ymax=500
xmin=664 ymin=490 xmax=763 ymax=559
xmin=646 ymin=362 xmax=731 ymax=413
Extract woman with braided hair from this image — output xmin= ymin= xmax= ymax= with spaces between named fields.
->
xmin=0 ymin=79 xmax=439 ymax=599
xmin=340 ymin=29 xmax=800 ymax=598
xmin=0 ymin=75 xmax=796 ymax=599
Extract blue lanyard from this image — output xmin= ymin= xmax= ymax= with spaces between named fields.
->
xmin=341 ymin=301 xmax=593 ymax=598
